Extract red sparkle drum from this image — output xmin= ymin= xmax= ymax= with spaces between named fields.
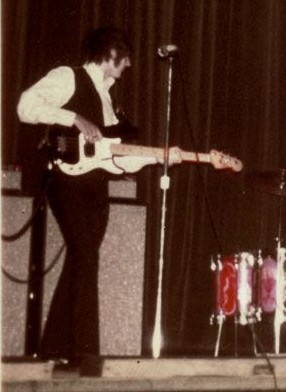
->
xmin=214 ymin=252 xmax=256 ymax=324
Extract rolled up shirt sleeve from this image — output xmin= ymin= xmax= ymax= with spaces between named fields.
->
xmin=17 ymin=66 xmax=76 ymax=127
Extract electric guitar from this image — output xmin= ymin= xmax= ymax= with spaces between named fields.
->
xmin=52 ymin=133 xmax=243 ymax=176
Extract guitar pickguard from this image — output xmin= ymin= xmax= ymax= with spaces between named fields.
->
xmin=54 ymin=134 xmax=124 ymax=175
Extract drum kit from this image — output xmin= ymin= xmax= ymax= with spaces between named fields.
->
xmin=211 ymin=168 xmax=286 ymax=357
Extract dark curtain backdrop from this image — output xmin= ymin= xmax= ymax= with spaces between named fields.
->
xmin=3 ymin=0 xmax=286 ymax=357
xmin=143 ymin=0 xmax=286 ymax=356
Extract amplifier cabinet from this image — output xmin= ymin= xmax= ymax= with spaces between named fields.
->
xmin=2 ymin=192 xmax=146 ymax=357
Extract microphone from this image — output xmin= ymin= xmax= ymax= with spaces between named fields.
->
xmin=157 ymin=44 xmax=179 ymax=58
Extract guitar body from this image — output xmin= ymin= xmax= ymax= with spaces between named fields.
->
xmin=49 ymin=128 xmax=80 ymax=165
xmin=50 ymin=131 xmax=124 ymax=175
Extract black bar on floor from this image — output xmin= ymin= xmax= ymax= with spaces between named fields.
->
xmin=25 ymin=197 xmax=47 ymax=356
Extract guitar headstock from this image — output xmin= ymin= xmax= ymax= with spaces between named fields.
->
xmin=210 ymin=150 xmax=243 ymax=172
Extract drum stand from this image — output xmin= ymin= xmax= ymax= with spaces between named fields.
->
xmin=274 ymin=196 xmax=286 ymax=354
xmin=212 ymin=306 xmax=259 ymax=357
xmin=246 ymin=168 xmax=286 ymax=354
xmin=274 ymin=246 xmax=286 ymax=354
xmin=213 ymin=311 xmax=225 ymax=357
xmin=211 ymin=255 xmax=259 ymax=357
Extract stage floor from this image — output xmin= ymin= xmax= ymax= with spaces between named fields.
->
xmin=2 ymin=356 xmax=286 ymax=392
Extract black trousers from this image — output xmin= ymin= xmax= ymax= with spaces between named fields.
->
xmin=40 ymin=170 xmax=109 ymax=360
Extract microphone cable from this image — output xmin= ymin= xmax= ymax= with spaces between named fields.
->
xmin=1 ymin=182 xmax=49 ymax=242
xmin=2 ymin=169 xmax=66 ymax=284
xmin=2 ymin=243 xmax=66 ymax=284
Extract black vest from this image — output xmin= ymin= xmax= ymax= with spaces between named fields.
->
xmin=61 ymin=67 xmax=105 ymax=128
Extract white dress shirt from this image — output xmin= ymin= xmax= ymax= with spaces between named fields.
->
xmin=17 ymin=63 xmax=119 ymax=127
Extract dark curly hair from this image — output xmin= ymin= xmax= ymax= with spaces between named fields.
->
xmin=81 ymin=26 xmax=132 ymax=65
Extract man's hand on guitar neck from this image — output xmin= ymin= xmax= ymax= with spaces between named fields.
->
xmin=74 ymin=114 xmax=103 ymax=143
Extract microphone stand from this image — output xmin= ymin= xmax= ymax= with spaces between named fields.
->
xmin=152 ymin=55 xmax=175 ymax=359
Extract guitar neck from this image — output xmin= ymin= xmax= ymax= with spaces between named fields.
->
xmin=110 ymin=143 xmax=211 ymax=163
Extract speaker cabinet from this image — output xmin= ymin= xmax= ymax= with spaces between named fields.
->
xmin=2 ymin=195 xmax=31 ymax=356
xmin=98 ymin=203 xmax=146 ymax=356
xmin=2 ymin=174 xmax=146 ymax=357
